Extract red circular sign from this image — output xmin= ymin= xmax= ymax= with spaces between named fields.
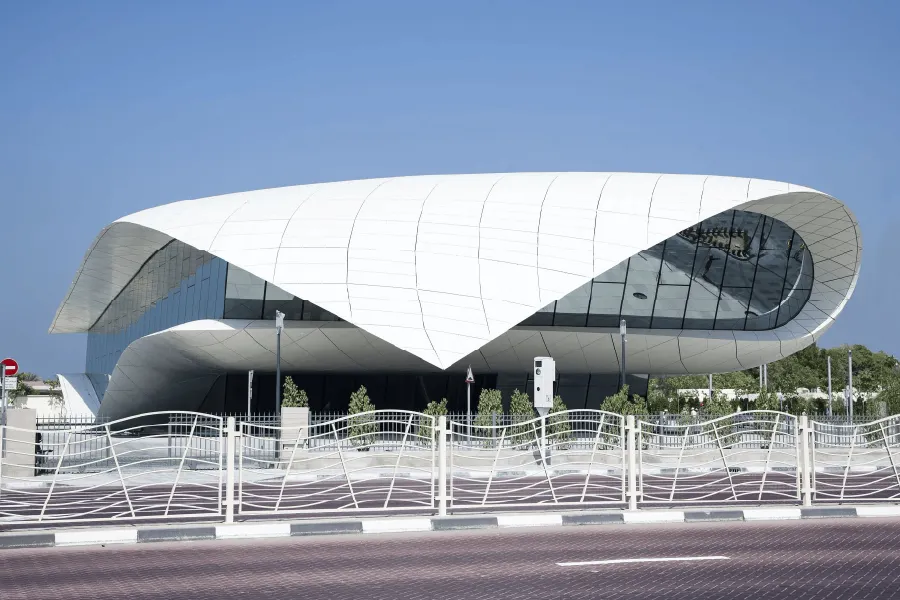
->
xmin=1 ymin=358 xmax=18 ymax=376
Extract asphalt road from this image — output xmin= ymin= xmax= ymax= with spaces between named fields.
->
xmin=4 ymin=517 xmax=900 ymax=599
xmin=2 ymin=472 xmax=896 ymax=530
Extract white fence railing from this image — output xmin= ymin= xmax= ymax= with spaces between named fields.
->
xmin=0 ymin=411 xmax=224 ymax=525
xmin=4 ymin=409 xmax=900 ymax=526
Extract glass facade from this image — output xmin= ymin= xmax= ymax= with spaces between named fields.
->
xmin=520 ymin=210 xmax=813 ymax=330
xmin=85 ymin=241 xmax=229 ymax=394
xmin=223 ymin=265 xmax=340 ymax=322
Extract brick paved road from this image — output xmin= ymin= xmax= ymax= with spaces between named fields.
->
xmin=4 ymin=517 xmax=900 ymax=599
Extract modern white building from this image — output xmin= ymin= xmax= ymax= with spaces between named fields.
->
xmin=50 ymin=173 xmax=861 ymax=419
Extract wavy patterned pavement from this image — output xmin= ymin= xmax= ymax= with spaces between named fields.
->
xmin=4 ymin=517 xmax=900 ymax=599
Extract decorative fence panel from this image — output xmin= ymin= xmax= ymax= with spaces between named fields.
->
xmin=0 ymin=412 xmax=224 ymax=524
xmin=236 ymin=410 xmax=436 ymax=516
xmin=811 ymin=415 xmax=900 ymax=502
xmin=638 ymin=411 xmax=801 ymax=504
xmin=7 ymin=409 xmax=900 ymax=527
xmin=447 ymin=410 xmax=626 ymax=510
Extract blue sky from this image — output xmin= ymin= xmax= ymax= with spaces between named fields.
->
xmin=1 ymin=1 xmax=898 ymax=378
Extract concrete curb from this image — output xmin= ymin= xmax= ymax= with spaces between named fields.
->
xmin=4 ymin=505 xmax=900 ymax=550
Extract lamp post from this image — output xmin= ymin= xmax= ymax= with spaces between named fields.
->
xmin=619 ymin=319 xmax=627 ymax=392
xmin=848 ymin=347 xmax=853 ymax=423
xmin=827 ymin=355 xmax=832 ymax=417
xmin=275 ymin=310 xmax=284 ymax=419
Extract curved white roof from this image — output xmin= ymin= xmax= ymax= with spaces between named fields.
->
xmin=52 ymin=173 xmax=862 ymax=370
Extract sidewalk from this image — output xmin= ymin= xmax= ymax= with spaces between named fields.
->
xmin=4 ymin=503 xmax=900 ymax=550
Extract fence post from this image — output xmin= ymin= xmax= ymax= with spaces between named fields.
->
xmin=438 ymin=415 xmax=447 ymax=517
xmin=799 ymin=414 xmax=813 ymax=507
xmin=225 ymin=416 xmax=236 ymax=523
xmin=626 ymin=415 xmax=638 ymax=511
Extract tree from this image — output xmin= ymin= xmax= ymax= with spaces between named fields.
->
xmin=601 ymin=385 xmax=647 ymax=416
xmin=753 ymin=389 xmax=780 ymax=412
xmin=508 ymin=389 xmax=536 ymax=445
xmin=17 ymin=372 xmax=41 ymax=382
xmin=281 ymin=376 xmax=309 ymax=408
xmin=474 ymin=388 xmax=503 ymax=446
xmin=418 ymin=397 xmax=448 ymax=444
xmin=547 ymin=394 xmax=573 ymax=445
xmin=348 ymin=386 xmax=376 ymax=449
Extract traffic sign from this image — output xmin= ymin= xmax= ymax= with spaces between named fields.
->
xmin=465 ymin=365 xmax=474 ymax=384
xmin=1 ymin=358 xmax=18 ymax=377
xmin=2 ymin=378 xmax=15 ymax=390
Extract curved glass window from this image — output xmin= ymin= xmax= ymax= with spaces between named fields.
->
xmin=520 ymin=210 xmax=813 ymax=331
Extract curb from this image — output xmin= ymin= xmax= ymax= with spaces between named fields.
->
xmin=3 ymin=505 xmax=900 ymax=550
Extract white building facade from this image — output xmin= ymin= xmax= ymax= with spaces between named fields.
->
xmin=50 ymin=173 xmax=861 ymax=418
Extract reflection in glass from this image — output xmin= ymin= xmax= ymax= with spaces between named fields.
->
xmin=554 ymin=282 xmax=592 ymax=326
xmin=517 ymin=210 xmax=814 ymax=332
xmin=223 ymin=267 xmax=265 ymax=319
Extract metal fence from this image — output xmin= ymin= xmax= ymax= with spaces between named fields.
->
xmin=448 ymin=410 xmax=626 ymax=510
xmin=1 ymin=412 xmax=223 ymax=524
xmin=237 ymin=411 xmax=436 ymax=516
xmin=5 ymin=409 xmax=900 ymax=527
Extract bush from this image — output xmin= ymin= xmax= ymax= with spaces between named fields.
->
xmin=281 ymin=376 xmax=309 ymax=408
xmin=348 ymin=386 xmax=376 ymax=450
xmin=418 ymin=397 xmax=448 ymax=444
xmin=474 ymin=388 xmax=503 ymax=446
xmin=548 ymin=394 xmax=573 ymax=447
xmin=754 ymin=390 xmax=780 ymax=412
xmin=601 ymin=385 xmax=647 ymax=416
xmin=508 ymin=388 xmax=536 ymax=445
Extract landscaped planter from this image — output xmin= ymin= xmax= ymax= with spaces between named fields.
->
xmin=280 ymin=406 xmax=309 ymax=454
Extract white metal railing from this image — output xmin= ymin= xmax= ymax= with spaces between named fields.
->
xmin=811 ymin=415 xmax=900 ymax=502
xmin=637 ymin=411 xmax=802 ymax=505
xmin=447 ymin=410 xmax=626 ymax=510
xmin=0 ymin=411 xmax=224 ymax=524
xmin=236 ymin=410 xmax=436 ymax=516
xmin=7 ymin=409 xmax=900 ymax=526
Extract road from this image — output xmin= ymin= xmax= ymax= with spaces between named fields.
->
xmin=4 ymin=517 xmax=900 ymax=599
xmin=2 ymin=472 xmax=897 ymax=530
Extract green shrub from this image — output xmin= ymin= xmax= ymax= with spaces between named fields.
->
xmin=548 ymin=394 xmax=573 ymax=447
xmin=418 ymin=397 xmax=448 ymax=444
xmin=281 ymin=376 xmax=309 ymax=408
xmin=509 ymin=389 xmax=536 ymax=445
xmin=348 ymin=386 xmax=376 ymax=449
xmin=474 ymin=388 xmax=503 ymax=447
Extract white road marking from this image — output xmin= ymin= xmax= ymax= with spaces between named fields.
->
xmin=557 ymin=555 xmax=730 ymax=567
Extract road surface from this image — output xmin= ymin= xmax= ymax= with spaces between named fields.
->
xmin=3 ymin=517 xmax=900 ymax=599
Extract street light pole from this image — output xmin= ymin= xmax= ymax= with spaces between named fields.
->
xmin=848 ymin=347 xmax=853 ymax=423
xmin=619 ymin=319 xmax=627 ymax=392
xmin=827 ymin=355 xmax=832 ymax=417
xmin=275 ymin=310 xmax=284 ymax=419
xmin=708 ymin=373 xmax=713 ymax=405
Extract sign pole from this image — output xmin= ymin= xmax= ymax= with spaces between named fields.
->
xmin=827 ymin=356 xmax=832 ymax=417
xmin=465 ymin=365 xmax=474 ymax=438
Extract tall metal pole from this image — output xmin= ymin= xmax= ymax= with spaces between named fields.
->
xmin=827 ymin=356 xmax=832 ymax=417
xmin=275 ymin=311 xmax=284 ymax=419
xmin=759 ymin=364 xmax=763 ymax=392
xmin=848 ymin=347 xmax=853 ymax=422
xmin=247 ymin=369 xmax=254 ymax=416
xmin=465 ymin=365 xmax=474 ymax=438
xmin=619 ymin=319 xmax=627 ymax=392
xmin=708 ymin=373 xmax=713 ymax=405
